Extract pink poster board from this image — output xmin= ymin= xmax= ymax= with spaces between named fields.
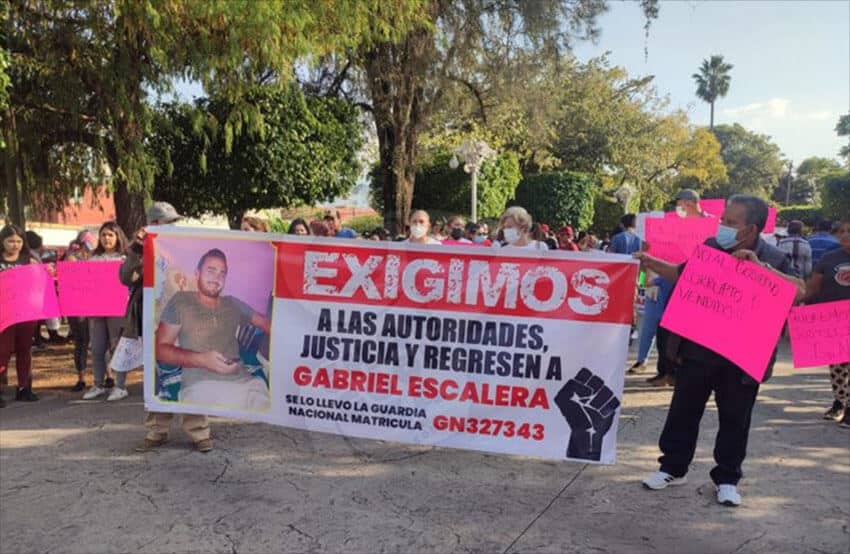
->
xmin=787 ymin=300 xmax=850 ymax=368
xmin=0 ymin=264 xmax=61 ymax=333
xmin=57 ymin=260 xmax=129 ymax=317
xmin=699 ymin=198 xmax=777 ymax=234
xmin=645 ymin=216 xmax=719 ymax=264
xmin=660 ymin=244 xmax=797 ymax=382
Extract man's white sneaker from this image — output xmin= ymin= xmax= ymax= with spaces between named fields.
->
xmin=642 ymin=471 xmax=687 ymax=490
xmin=716 ymin=484 xmax=742 ymax=507
xmin=107 ymin=387 xmax=129 ymax=402
xmin=82 ymin=386 xmax=106 ymax=400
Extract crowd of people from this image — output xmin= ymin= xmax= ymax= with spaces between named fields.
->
xmin=1 ymin=192 xmax=848 ymax=508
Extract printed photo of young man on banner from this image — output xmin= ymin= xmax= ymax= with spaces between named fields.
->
xmin=149 ymin=233 xmax=274 ymax=413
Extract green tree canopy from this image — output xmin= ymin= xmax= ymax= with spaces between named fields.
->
xmin=772 ymin=156 xmax=842 ymax=206
xmin=151 ymin=85 xmax=363 ymax=229
xmin=340 ymin=0 xmax=660 ymax=232
xmin=821 ymin=171 xmax=850 ymax=222
xmin=837 ymin=114 xmax=850 ymax=167
xmin=709 ymin=123 xmax=785 ymax=199
xmin=3 ymin=0 xmax=424 ymax=230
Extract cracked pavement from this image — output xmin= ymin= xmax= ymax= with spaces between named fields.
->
xmin=1 ymin=345 xmax=848 ymax=553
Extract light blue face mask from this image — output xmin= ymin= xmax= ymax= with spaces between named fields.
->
xmin=715 ymin=224 xmax=740 ymax=250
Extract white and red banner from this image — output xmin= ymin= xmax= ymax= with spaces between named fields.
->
xmin=143 ymin=228 xmax=638 ymax=463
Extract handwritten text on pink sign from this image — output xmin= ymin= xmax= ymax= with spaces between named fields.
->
xmin=660 ymin=244 xmax=797 ymax=382
xmin=645 ymin=217 xmax=719 ymax=264
xmin=788 ymin=300 xmax=850 ymax=368
xmin=57 ymin=260 xmax=128 ymax=317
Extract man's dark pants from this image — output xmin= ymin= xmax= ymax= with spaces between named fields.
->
xmin=658 ymin=357 xmax=759 ymax=485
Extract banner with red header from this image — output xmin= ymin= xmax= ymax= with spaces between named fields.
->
xmin=143 ymin=228 xmax=639 ymax=463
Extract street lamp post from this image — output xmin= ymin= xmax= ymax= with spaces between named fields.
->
xmin=449 ymin=139 xmax=496 ymax=222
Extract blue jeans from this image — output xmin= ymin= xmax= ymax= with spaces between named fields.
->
xmin=636 ymin=279 xmax=673 ymax=363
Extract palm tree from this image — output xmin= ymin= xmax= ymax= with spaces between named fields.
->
xmin=692 ymin=55 xmax=733 ymax=130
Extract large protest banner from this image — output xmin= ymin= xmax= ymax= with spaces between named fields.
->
xmin=143 ymin=228 xmax=639 ymax=463
xmin=787 ymin=300 xmax=850 ymax=368
xmin=660 ymin=244 xmax=797 ymax=382
xmin=0 ymin=264 xmax=61 ymax=333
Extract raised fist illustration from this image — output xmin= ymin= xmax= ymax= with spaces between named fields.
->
xmin=555 ymin=368 xmax=620 ymax=461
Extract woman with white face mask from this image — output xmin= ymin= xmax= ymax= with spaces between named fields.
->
xmin=404 ymin=210 xmax=441 ymax=245
xmin=496 ymin=207 xmax=547 ymax=250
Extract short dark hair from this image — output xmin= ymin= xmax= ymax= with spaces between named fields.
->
xmin=197 ymin=248 xmax=228 ymax=271
xmin=620 ymin=214 xmax=636 ymax=229
xmin=25 ymin=230 xmax=43 ymax=250
xmin=815 ymin=219 xmax=833 ymax=233
xmin=787 ymin=220 xmax=804 ymax=236
xmin=727 ymin=194 xmax=769 ymax=233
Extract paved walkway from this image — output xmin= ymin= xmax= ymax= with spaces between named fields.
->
xmin=1 ymin=347 xmax=848 ymax=553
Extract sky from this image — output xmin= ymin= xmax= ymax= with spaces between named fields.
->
xmin=571 ymin=0 xmax=849 ymax=164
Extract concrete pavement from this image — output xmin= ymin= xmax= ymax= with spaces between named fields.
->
xmin=1 ymin=349 xmax=848 ymax=553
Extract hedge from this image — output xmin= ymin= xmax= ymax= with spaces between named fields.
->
xmin=776 ymin=206 xmax=824 ymax=227
xmin=511 ymin=171 xmax=596 ymax=230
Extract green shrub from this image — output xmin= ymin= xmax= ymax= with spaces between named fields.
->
xmin=591 ymin=190 xmax=625 ymax=235
xmin=776 ymin=206 xmax=824 ymax=227
xmin=511 ymin=171 xmax=597 ymax=230
xmin=268 ymin=216 xmax=289 ymax=233
xmin=345 ymin=214 xmax=385 ymax=234
xmin=370 ymin=150 xmax=521 ymax=221
xmin=821 ymin=172 xmax=850 ymax=222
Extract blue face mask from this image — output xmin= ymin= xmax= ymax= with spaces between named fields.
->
xmin=473 ymin=235 xmax=485 ymax=244
xmin=715 ymin=224 xmax=740 ymax=250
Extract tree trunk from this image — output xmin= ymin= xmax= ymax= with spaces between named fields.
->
xmin=227 ymin=208 xmax=244 ymax=230
xmin=362 ymin=27 xmax=432 ymax=235
xmin=709 ymin=101 xmax=715 ymax=131
xmin=114 ymin=177 xmax=147 ymax=234
xmin=2 ymin=109 xmax=26 ymax=229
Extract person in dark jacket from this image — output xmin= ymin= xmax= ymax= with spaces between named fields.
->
xmin=634 ymin=194 xmax=805 ymax=507
xmin=123 ymin=202 xmax=213 ymax=453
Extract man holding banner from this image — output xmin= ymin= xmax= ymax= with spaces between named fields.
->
xmin=128 ymin=202 xmax=216 ymax=454
xmin=635 ymin=194 xmax=805 ymax=507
